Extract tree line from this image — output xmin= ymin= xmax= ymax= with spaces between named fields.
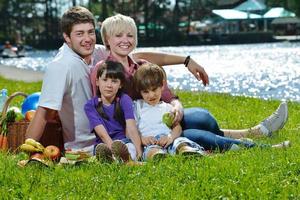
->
xmin=0 ymin=0 xmax=299 ymax=49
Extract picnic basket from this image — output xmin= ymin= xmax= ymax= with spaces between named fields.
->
xmin=0 ymin=92 xmax=64 ymax=152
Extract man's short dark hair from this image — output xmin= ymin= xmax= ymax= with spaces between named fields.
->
xmin=61 ymin=6 xmax=95 ymax=36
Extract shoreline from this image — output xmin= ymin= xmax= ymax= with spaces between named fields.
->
xmin=0 ymin=64 xmax=44 ymax=82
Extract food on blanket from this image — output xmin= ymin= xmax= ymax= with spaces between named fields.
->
xmin=15 ymin=113 xmax=24 ymax=121
xmin=6 ymin=110 xmax=17 ymax=122
xmin=25 ymin=110 xmax=36 ymax=121
xmin=30 ymin=152 xmax=45 ymax=160
xmin=162 ymin=112 xmax=174 ymax=128
xmin=44 ymin=145 xmax=61 ymax=160
xmin=8 ymin=106 xmax=21 ymax=114
xmin=19 ymin=143 xmax=43 ymax=153
xmin=64 ymin=150 xmax=91 ymax=161
xmin=25 ymin=138 xmax=45 ymax=151
xmin=65 ymin=153 xmax=80 ymax=160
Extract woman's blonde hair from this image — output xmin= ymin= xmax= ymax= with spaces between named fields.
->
xmin=101 ymin=14 xmax=137 ymax=50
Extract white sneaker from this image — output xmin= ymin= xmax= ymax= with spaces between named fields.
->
xmin=260 ymin=102 xmax=288 ymax=136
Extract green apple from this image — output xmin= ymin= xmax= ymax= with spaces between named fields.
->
xmin=162 ymin=112 xmax=174 ymax=128
xmin=65 ymin=153 xmax=81 ymax=160
xmin=15 ymin=112 xmax=24 ymax=122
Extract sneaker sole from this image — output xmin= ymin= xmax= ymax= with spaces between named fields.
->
xmin=261 ymin=102 xmax=289 ymax=136
xmin=279 ymin=102 xmax=288 ymax=130
xmin=95 ymin=144 xmax=113 ymax=163
xmin=111 ymin=140 xmax=130 ymax=163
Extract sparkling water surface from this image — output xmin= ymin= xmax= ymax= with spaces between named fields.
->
xmin=1 ymin=42 xmax=299 ymax=102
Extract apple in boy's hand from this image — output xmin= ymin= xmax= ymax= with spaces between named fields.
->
xmin=162 ymin=112 xmax=174 ymax=128
xmin=44 ymin=145 xmax=61 ymax=160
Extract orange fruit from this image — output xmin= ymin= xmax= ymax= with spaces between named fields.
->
xmin=25 ymin=110 xmax=36 ymax=121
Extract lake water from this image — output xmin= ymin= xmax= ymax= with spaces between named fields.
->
xmin=1 ymin=42 xmax=299 ymax=102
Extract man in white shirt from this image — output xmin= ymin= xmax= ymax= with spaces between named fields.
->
xmin=25 ymin=6 xmax=209 ymax=154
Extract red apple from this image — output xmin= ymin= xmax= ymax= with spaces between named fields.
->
xmin=44 ymin=145 xmax=61 ymax=160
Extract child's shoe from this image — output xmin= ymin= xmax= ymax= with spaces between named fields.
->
xmin=111 ymin=140 xmax=130 ymax=163
xmin=146 ymin=147 xmax=167 ymax=161
xmin=176 ymin=143 xmax=205 ymax=156
xmin=95 ymin=143 xmax=114 ymax=163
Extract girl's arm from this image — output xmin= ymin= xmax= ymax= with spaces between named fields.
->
xmin=125 ymin=119 xmax=143 ymax=159
xmin=94 ymin=125 xmax=113 ymax=149
xmin=157 ymin=124 xmax=182 ymax=148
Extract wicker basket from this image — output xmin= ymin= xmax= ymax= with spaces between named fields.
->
xmin=0 ymin=92 xmax=64 ymax=152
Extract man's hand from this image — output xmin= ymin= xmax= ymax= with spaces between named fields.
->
xmin=141 ymin=136 xmax=157 ymax=146
xmin=187 ymin=58 xmax=209 ymax=86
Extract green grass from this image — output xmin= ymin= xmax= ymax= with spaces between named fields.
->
xmin=1 ymin=76 xmax=300 ymax=199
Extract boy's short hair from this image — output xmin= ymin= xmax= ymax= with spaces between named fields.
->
xmin=101 ymin=14 xmax=137 ymax=50
xmin=61 ymin=6 xmax=95 ymax=37
xmin=133 ymin=63 xmax=166 ymax=92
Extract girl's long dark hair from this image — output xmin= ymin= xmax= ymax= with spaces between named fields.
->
xmin=96 ymin=61 xmax=126 ymax=128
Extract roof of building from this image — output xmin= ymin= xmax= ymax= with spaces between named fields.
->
xmin=264 ymin=7 xmax=296 ymax=18
xmin=212 ymin=9 xmax=262 ymax=19
xmin=234 ymin=0 xmax=266 ymax=11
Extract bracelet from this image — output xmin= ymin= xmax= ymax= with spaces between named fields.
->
xmin=184 ymin=56 xmax=190 ymax=67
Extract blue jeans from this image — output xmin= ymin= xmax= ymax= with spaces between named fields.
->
xmin=181 ymin=108 xmax=256 ymax=152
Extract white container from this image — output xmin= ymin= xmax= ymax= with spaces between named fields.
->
xmin=0 ymin=89 xmax=8 ymax=112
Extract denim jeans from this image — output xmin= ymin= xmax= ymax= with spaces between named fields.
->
xmin=181 ymin=108 xmax=256 ymax=152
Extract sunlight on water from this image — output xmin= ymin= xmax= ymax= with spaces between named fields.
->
xmin=1 ymin=42 xmax=299 ymax=102
xmin=138 ymin=42 xmax=300 ymax=102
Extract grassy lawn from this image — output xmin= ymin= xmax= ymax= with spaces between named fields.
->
xmin=0 ymin=76 xmax=299 ymax=199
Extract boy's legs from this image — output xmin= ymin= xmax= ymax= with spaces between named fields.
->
xmin=143 ymin=144 xmax=167 ymax=161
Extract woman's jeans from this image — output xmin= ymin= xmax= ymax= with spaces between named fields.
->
xmin=181 ymin=108 xmax=256 ymax=152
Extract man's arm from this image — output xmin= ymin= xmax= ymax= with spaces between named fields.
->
xmin=132 ymin=52 xmax=209 ymax=86
xmin=25 ymin=106 xmax=57 ymax=141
